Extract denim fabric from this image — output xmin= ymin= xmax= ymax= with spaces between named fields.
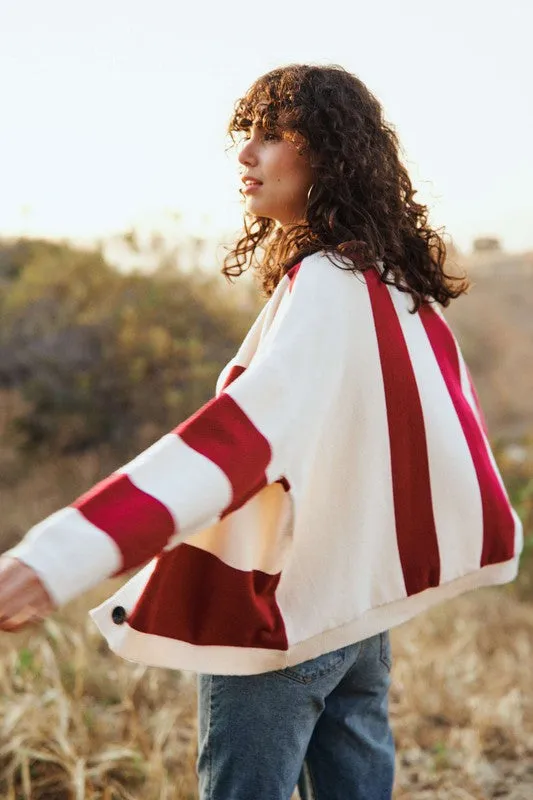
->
xmin=196 ymin=630 xmax=395 ymax=799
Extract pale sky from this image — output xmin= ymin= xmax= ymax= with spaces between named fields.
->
xmin=1 ymin=0 xmax=532 ymax=255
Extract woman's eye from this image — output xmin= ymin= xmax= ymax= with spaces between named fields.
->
xmin=238 ymin=130 xmax=280 ymax=144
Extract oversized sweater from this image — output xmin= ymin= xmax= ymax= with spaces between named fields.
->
xmin=5 ymin=250 xmax=523 ymax=675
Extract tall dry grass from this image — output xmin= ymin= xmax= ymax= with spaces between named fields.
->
xmin=0 ymin=580 xmax=199 ymax=799
xmin=0 ymin=584 xmax=532 ymax=799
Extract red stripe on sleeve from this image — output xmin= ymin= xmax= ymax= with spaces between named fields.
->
xmin=419 ymin=304 xmax=515 ymax=566
xmin=73 ymin=473 xmax=175 ymax=572
xmin=365 ymin=270 xmax=441 ymax=595
xmin=128 ymin=543 xmax=288 ymax=649
xmin=220 ymin=364 xmax=246 ymax=392
xmin=287 ymin=261 xmax=302 ymax=292
xmin=175 ymin=393 xmax=272 ymax=517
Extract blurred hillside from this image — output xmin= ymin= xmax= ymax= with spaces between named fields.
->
xmin=0 ymin=235 xmax=255 ymax=457
xmin=444 ymin=245 xmax=533 ymax=442
xmin=1 ymin=234 xmax=531 ymax=449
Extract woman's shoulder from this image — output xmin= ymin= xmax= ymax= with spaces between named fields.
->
xmin=292 ymin=248 xmax=379 ymax=293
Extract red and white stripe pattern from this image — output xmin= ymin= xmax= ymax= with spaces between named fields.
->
xmin=7 ymin=251 xmax=521 ymax=673
xmin=365 ymin=270 xmax=516 ymax=587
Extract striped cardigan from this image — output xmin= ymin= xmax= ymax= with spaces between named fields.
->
xmin=6 ymin=251 xmax=523 ymax=675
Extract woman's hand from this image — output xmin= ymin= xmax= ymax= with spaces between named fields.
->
xmin=0 ymin=555 xmax=56 ymax=632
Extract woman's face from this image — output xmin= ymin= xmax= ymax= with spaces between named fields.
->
xmin=237 ymin=123 xmax=314 ymax=227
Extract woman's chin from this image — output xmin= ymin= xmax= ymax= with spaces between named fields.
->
xmin=244 ymin=196 xmax=273 ymax=216
xmin=244 ymin=199 xmax=261 ymax=214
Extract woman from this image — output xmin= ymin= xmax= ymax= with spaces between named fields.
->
xmin=0 ymin=64 xmax=523 ymax=800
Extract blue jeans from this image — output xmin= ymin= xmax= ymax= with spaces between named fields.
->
xmin=196 ymin=630 xmax=395 ymax=799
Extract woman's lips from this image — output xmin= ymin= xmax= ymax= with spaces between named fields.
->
xmin=242 ymin=181 xmax=263 ymax=194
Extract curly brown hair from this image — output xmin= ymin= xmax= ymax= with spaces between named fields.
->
xmin=222 ymin=63 xmax=469 ymax=312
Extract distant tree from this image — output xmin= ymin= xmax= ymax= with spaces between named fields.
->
xmin=473 ymin=236 xmax=502 ymax=253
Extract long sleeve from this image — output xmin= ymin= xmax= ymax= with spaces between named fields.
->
xmin=5 ymin=252 xmax=350 ymax=607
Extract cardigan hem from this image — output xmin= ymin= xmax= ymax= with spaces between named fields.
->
xmin=88 ymin=555 xmax=520 ymax=676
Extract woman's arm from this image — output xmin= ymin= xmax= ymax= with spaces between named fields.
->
xmin=1 ymin=252 xmax=343 ymax=616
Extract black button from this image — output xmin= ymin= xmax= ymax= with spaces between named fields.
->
xmin=111 ymin=606 xmax=127 ymax=625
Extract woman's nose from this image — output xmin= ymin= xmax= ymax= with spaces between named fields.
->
xmin=238 ymin=140 xmax=257 ymax=167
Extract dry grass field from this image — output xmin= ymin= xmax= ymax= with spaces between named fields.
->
xmin=0 ymin=583 xmax=531 ymax=799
